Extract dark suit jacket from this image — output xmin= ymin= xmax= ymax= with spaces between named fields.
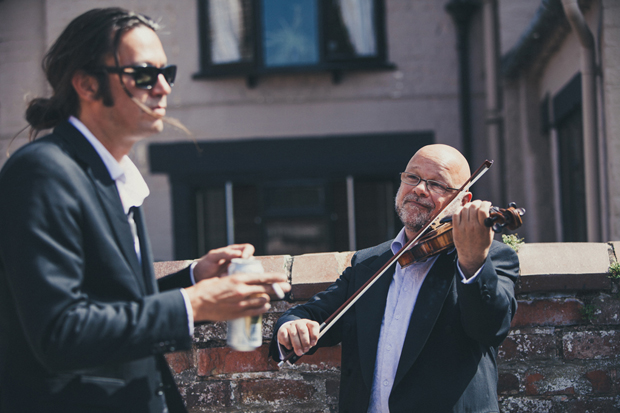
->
xmin=270 ymin=238 xmax=519 ymax=412
xmin=0 ymin=121 xmax=193 ymax=412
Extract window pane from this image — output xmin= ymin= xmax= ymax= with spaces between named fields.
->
xmin=557 ymin=108 xmax=587 ymax=242
xmin=265 ymin=219 xmax=330 ymax=255
xmin=196 ymin=187 xmax=227 ymax=255
xmin=209 ymin=0 xmax=254 ymax=64
xmin=354 ymin=179 xmax=398 ymax=250
xmin=263 ymin=184 xmax=324 ymax=215
xmin=262 ymin=0 xmax=319 ymax=67
xmin=326 ymin=0 xmax=378 ymax=60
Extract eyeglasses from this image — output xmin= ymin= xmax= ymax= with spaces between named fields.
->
xmin=400 ymin=172 xmax=459 ymax=195
xmin=102 ymin=64 xmax=177 ymax=89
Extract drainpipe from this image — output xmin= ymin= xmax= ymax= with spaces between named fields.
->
xmin=446 ymin=0 xmax=480 ymax=165
xmin=596 ymin=2 xmax=609 ymax=241
xmin=481 ymin=0 xmax=506 ymax=206
xmin=561 ymin=0 xmax=601 ymax=242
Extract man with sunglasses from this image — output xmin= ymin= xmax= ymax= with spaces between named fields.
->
xmin=0 ymin=8 xmax=289 ymax=413
xmin=270 ymin=144 xmax=519 ymax=412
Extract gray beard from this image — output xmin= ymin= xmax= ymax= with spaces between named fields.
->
xmin=395 ymin=193 xmax=434 ymax=232
xmin=395 ymin=192 xmax=466 ymax=232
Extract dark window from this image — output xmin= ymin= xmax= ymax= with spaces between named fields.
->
xmin=556 ymin=108 xmax=586 ymax=242
xmin=553 ymin=74 xmax=586 ymax=242
xmin=191 ymin=179 xmax=398 ymax=257
xmin=150 ymin=132 xmax=433 ymax=259
xmin=196 ymin=0 xmax=393 ymax=84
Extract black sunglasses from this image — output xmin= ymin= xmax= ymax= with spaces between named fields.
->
xmin=102 ymin=64 xmax=177 ymax=89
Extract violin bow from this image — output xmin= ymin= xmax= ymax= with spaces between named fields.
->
xmin=278 ymin=160 xmax=494 ymax=367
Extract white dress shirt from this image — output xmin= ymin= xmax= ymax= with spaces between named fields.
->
xmin=68 ymin=116 xmax=194 ymax=335
xmin=368 ymin=227 xmax=484 ymax=412
xmin=368 ymin=228 xmax=438 ymax=412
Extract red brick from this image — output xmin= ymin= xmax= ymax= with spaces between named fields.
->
xmin=497 ymin=373 xmax=520 ymax=395
xmin=590 ymin=294 xmax=620 ymax=325
xmin=525 ymin=372 xmax=544 ymax=395
xmin=585 ymin=370 xmax=613 ymax=394
xmin=193 ymin=321 xmax=227 ymax=343
xmin=511 ymin=299 xmax=583 ymax=328
xmin=293 ymin=345 xmax=342 ymax=369
xmin=551 ymin=386 xmax=575 ymax=396
xmin=197 ymin=344 xmax=278 ymax=376
xmin=563 ymin=331 xmax=620 ymax=360
xmin=551 ymin=397 xmax=620 ymax=412
xmin=326 ymin=377 xmax=340 ymax=399
xmin=291 ymin=283 xmax=334 ymax=300
xmin=499 ymin=397 xmax=553 ymax=412
xmin=194 ymin=309 xmax=286 ymax=344
xmin=165 ymin=350 xmax=193 ymax=374
xmin=270 ymin=300 xmax=297 ymax=312
xmin=181 ymin=380 xmax=232 ymax=408
xmin=498 ymin=331 xmax=557 ymax=362
xmin=234 ymin=378 xmax=317 ymax=404
xmin=262 ymin=312 xmax=282 ymax=339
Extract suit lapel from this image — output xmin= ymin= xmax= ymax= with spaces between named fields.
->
xmin=132 ymin=206 xmax=157 ymax=294
xmin=355 ymin=247 xmax=396 ymax=390
xmin=393 ymin=250 xmax=456 ymax=386
xmin=56 ymin=122 xmax=147 ymax=294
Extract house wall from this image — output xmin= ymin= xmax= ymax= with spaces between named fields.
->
xmin=0 ymin=0 xmax=469 ymax=260
xmin=498 ymin=0 xmax=542 ymax=54
xmin=501 ymin=0 xmax=620 ymax=243
xmin=1 ymin=0 xmax=617 ymax=252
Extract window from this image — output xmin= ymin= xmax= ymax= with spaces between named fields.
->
xmin=553 ymin=74 xmax=587 ymax=242
xmin=149 ymin=132 xmax=434 ymax=259
xmin=196 ymin=0 xmax=393 ymax=84
xmin=192 ymin=179 xmax=396 ymax=257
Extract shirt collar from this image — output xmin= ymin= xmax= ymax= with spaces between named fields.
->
xmin=69 ymin=116 xmax=124 ymax=180
xmin=391 ymin=227 xmax=408 ymax=255
xmin=68 ymin=116 xmax=150 ymax=213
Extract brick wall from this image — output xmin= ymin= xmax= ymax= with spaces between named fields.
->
xmin=155 ymin=242 xmax=620 ymax=412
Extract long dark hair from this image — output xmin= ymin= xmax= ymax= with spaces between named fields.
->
xmin=24 ymin=8 xmax=159 ymax=138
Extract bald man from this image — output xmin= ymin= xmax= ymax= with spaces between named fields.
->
xmin=269 ymin=144 xmax=519 ymax=413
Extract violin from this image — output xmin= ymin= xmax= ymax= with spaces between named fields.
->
xmin=397 ymin=203 xmax=525 ymax=268
xmin=278 ymin=160 xmax=521 ymax=367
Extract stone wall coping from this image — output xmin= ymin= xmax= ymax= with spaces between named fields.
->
xmin=154 ymin=242 xmax=617 ymax=299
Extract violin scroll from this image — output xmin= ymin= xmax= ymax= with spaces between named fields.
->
xmin=484 ymin=202 xmax=526 ymax=233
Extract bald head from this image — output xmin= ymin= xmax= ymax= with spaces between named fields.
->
xmin=395 ymin=144 xmax=473 ymax=238
xmin=406 ymin=144 xmax=471 ymax=189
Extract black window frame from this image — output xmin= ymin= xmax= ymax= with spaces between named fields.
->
xmin=194 ymin=0 xmax=395 ymax=86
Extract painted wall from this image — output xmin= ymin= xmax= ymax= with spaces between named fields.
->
xmin=1 ymin=0 xmax=466 ymax=260
xmin=2 ymin=0 xmax=617 ymax=260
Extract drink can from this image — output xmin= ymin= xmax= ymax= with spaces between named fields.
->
xmin=227 ymin=258 xmax=264 ymax=351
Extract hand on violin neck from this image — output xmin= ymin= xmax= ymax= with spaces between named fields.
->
xmin=451 ymin=200 xmax=494 ymax=278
